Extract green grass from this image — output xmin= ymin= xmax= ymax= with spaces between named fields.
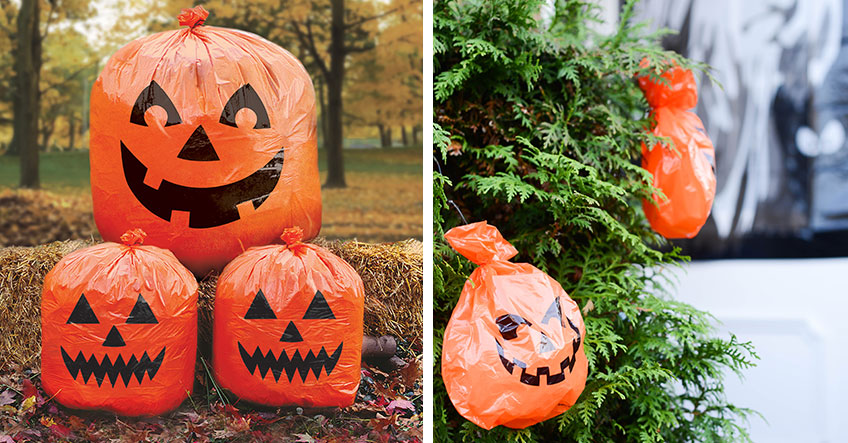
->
xmin=0 ymin=150 xmax=90 ymax=190
xmin=0 ymin=147 xmax=421 ymax=190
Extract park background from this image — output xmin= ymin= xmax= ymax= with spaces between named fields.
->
xmin=0 ymin=0 xmax=423 ymax=246
xmin=0 ymin=0 xmax=423 ymax=441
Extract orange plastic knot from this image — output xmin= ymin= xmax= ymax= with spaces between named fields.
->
xmin=281 ymin=227 xmax=304 ymax=246
xmin=120 ymin=228 xmax=147 ymax=246
xmin=178 ymin=6 xmax=209 ymax=28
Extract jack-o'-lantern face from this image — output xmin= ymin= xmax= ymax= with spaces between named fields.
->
xmin=89 ymin=21 xmax=322 ymax=275
xmin=236 ymin=289 xmax=342 ymax=383
xmin=121 ymin=81 xmax=284 ymax=229
xmin=493 ymin=296 xmax=583 ymax=386
xmin=60 ymin=294 xmax=165 ymax=387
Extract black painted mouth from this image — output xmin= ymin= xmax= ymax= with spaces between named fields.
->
xmin=60 ymin=346 xmax=165 ymax=387
xmin=494 ymin=317 xmax=582 ymax=386
xmin=238 ymin=342 xmax=343 ymax=383
xmin=120 ymin=142 xmax=284 ymax=228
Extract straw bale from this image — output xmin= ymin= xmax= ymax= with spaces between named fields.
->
xmin=0 ymin=238 xmax=422 ymax=371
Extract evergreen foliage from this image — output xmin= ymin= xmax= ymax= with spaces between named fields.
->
xmin=433 ymin=1 xmax=758 ymax=441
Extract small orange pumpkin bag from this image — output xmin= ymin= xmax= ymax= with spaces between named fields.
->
xmin=212 ymin=227 xmax=364 ymax=407
xmin=441 ymin=222 xmax=588 ymax=430
xmin=41 ymin=229 xmax=198 ymax=416
xmin=90 ymin=6 xmax=321 ymax=275
xmin=638 ymin=62 xmax=716 ymax=238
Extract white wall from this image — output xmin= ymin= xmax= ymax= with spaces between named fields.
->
xmin=670 ymin=258 xmax=848 ymax=442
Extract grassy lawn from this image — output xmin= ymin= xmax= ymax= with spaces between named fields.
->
xmin=0 ymin=150 xmax=91 ymax=189
xmin=0 ymin=146 xmax=423 ymax=244
xmin=0 ymin=147 xmax=421 ymax=189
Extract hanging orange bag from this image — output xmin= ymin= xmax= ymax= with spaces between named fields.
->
xmin=212 ymin=227 xmax=364 ymax=407
xmin=441 ymin=222 xmax=588 ymax=430
xmin=89 ymin=6 xmax=321 ymax=276
xmin=41 ymin=229 xmax=198 ymax=416
xmin=638 ymin=62 xmax=716 ymax=238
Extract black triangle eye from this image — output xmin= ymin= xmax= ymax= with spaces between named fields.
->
xmin=219 ymin=84 xmax=270 ymax=129
xmin=244 ymin=289 xmax=277 ymax=319
xmin=303 ymin=290 xmax=335 ymax=319
xmin=126 ymin=294 xmax=158 ymax=324
xmin=67 ymin=294 xmax=98 ymax=324
xmin=130 ymin=81 xmax=182 ymax=127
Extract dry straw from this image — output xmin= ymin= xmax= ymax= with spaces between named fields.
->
xmin=0 ymin=238 xmax=422 ymax=371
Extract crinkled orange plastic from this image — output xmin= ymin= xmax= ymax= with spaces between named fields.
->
xmin=41 ymin=229 xmax=198 ymax=416
xmin=212 ymin=227 xmax=364 ymax=407
xmin=90 ymin=7 xmax=321 ymax=276
xmin=441 ymin=222 xmax=588 ymax=430
xmin=642 ymin=107 xmax=716 ymax=239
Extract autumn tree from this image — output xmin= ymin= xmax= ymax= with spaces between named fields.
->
xmin=153 ymin=0 xmax=417 ymax=188
xmin=346 ymin=0 xmax=422 ymax=148
xmin=1 ymin=0 xmax=92 ymax=188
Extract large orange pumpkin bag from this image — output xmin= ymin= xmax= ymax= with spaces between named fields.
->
xmin=89 ymin=6 xmax=321 ymax=275
xmin=638 ymin=62 xmax=716 ymax=238
xmin=212 ymin=227 xmax=364 ymax=407
xmin=41 ymin=229 xmax=198 ymax=416
xmin=441 ymin=222 xmax=588 ymax=430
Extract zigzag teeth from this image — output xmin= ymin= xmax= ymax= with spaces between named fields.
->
xmin=238 ymin=342 xmax=343 ymax=383
xmin=60 ymin=347 xmax=165 ymax=387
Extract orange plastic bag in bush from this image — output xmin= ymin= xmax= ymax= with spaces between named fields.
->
xmin=41 ymin=229 xmax=198 ymax=416
xmin=90 ymin=6 xmax=321 ymax=276
xmin=441 ymin=222 xmax=588 ymax=430
xmin=637 ymin=61 xmax=716 ymax=238
xmin=212 ymin=227 xmax=364 ymax=407
xmin=642 ymin=107 xmax=716 ymax=238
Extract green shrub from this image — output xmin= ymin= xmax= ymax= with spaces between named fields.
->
xmin=433 ymin=1 xmax=757 ymax=441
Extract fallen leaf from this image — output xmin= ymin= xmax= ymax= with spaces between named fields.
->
xmin=399 ymin=359 xmax=422 ymax=390
xmin=0 ymin=391 xmax=15 ymax=407
xmin=39 ymin=416 xmax=55 ymax=427
xmin=21 ymin=379 xmax=37 ymax=400
xmin=293 ymin=433 xmax=315 ymax=442
xmin=0 ymin=436 xmax=12 ymax=443
xmin=19 ymin=396 xmax=35 ymax=415
xmin=67 ymin=415 xmax=86 ymax=431
xmin=50 ymin=423 xmax=71 ymax=438
xmin=370 ymin=413 xmax=397 ymax=432
xmin=386 ymin=399 xmax=415 ymax=415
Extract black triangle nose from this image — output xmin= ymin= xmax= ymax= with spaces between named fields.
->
xmin=103 ymin=325 xmax=126 ymax=347
xmin=178 ymin=125 xmax=219 ymax=161
xmin=280 ymin=321 xmax=303 ymax=342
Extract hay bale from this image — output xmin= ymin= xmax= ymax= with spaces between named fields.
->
xmin=317 ymin=239 xmax=423 ymax=346
xmin=0 ymin=238 xmax=422 ymax=371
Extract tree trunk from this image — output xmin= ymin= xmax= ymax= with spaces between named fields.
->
xmin=67 ymin=115 xmax=76 ymax=150
xmin=382 ymin=127 xmax=392 ymax=148
xmin=40 ymin=121 xmax=53 ymax=153
xmin=323 ymin=0 xmax=347 ymax=188
xmin=401 ymin=126 xmax=409 ymax=147
xmin=14 ymin=0 xmax=40 ymax=188
xmin=315 ymin=75 xmax=329 ymax=149
xmin=412 ymin=124 xmax=421 ymax=146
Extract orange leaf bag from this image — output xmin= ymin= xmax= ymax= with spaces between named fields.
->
xmin=90 ymin=6 xmax=321 ymax=275
xmin=639 ymin=62 xmax=716 ymax=238
xmin=41 ymin=229 xmax=198 ymax=416
xmin=212 ymin=227 xmax=364 ymax=407
xmin=441 ymin=222 xmax=588 ymax=429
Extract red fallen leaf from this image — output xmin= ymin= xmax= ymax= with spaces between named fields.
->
xmin=21 ymin=379 xmax=37 ymax=400
xmin=50 ymin=423 xmax=72 ymax=438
